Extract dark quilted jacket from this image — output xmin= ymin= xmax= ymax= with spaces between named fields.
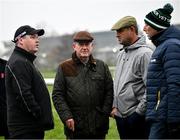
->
xmin=52 ymin=52 xmax=113 ymax=136
xmin=146 ymin=26 xmax=180 ymax=123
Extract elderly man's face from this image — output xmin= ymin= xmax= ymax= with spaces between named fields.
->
xmin=72 ymin=41 xmax=94 ymax=62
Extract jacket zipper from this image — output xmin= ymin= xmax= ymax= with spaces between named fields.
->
xmin=155 ymin=91 xmax=161 ymax=110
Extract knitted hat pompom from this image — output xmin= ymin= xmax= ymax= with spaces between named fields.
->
xmin=163 ymin=3 xmax=174 ymax=14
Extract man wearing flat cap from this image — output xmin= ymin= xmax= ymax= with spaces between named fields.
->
xmin=52 ymin=31 xmax=113 ymax=139
xmin=110 ymin=16 xmax=153 ymax=139
xmin=5 ymin=25 xmax=54 ymax=139
xmin=144 ymin=3 xmax=180 ymax=139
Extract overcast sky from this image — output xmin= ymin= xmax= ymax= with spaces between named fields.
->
xmin=0 ymin=0 xmax=179 ymax=42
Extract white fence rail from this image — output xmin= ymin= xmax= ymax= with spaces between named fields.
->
xmin=45 ymin=78 xmax=54 ymax=85
xmin=45 ymin=66 xmax=115 ymax=85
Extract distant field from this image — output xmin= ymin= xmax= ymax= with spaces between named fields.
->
xmin=41 ymin=70 xmax=56 ymax=78
xmin=41 ymin=66 xmax=115 ymax=79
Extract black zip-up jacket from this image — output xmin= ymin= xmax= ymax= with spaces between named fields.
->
xmin=52 ymin=52 xmax=113 ymax=137
xmin=5 ymin=47 xmax=54 ymax=136
xmin=0 ymin=58 xmax=7 ymax=109
xmin=0 ymin=58 xmax=9 ymax=136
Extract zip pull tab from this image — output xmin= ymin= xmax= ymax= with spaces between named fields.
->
xmin=155 ymin=91 xmax=161 ymax=110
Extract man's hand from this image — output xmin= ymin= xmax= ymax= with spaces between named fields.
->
xmin=110 ymin=107 xmax=118 ymax=118
xmin=65 ymin=118 xmax=75 ymax=131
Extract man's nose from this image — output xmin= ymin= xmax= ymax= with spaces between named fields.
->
xmin=143 ymin=24 xmax=147 ymax=32
xmin=81 ymin=44 xmax=88 ymax=48
xmin=36 ymin=39 xmax=39 ymax=43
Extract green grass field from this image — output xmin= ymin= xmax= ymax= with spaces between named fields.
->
xmin=45 ymin=85 xmax=119 ymax=139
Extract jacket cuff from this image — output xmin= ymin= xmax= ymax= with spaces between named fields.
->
xmin=136 ymin=108 xmax=144 ymax=116
xmin=112 ymin=97 xmax=118 ymax=108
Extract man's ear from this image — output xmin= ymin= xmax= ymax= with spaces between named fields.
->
xmin=130 ymin=25 xmax=136 ymax=32
xmin=72 ymin=43 xmax=76 ymax=49
xmin=18 ymin=37 xmax=24 ymax=46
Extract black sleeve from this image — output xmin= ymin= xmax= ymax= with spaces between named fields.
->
xmin=102 ymin=63 xmax=113 ymax=115
xmin=52 ymin=65 xmax=73 ymax=123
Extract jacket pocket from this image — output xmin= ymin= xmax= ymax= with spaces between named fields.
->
xmin=15 ymin=95 xmax=30 ymax=114
xmin=91 ymin=75 xmax=104 ymax=91
xmin=91 ymin=75 xmax=104 ymax=80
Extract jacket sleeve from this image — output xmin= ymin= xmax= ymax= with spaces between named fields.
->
xmin=136 ymin=50 xmax=152 ymax=115
xmin=7 ymin=60 xmax=41 ymax=119
xmin=102 ymin=63 xmax=113 ymax=115
xmin=163 ymin=41 xmax=180 ymax=122
xmin=52 ymin=65 xmax=73 ymax=123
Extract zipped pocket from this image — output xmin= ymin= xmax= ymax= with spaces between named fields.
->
xmin=155 ymin=91 xmax=161 ymax=110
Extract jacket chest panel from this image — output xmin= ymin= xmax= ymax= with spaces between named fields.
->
xmin=115 ymin=51 xmax=138 ymax=81
xmin=148 ymin=46 xmax=165 ymax=80
xmin=65 ymin=67 xmax=105 ymax=97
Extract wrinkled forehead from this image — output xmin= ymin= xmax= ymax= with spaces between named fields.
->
xmin=74 ymin=40 xmax=93 ymax=43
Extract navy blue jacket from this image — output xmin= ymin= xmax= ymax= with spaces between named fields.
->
xmin=146 ymin=26 xmax=180 ymax=123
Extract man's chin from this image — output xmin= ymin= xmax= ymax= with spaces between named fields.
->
xmin=79 ymin=56 xmax=89 ymax=63
xmin=80 ymin=56 xmax=88 ymax=59
xmin=80 ymin=53 xmax=89 ymax=57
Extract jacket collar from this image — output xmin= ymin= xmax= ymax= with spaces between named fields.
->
xmin=120 ymin=35 xmax=147 ymax=52
xmin=72 ymin=52 xmax=97 ymax=71
xmin=151 ymin=30 xmax=166 ymax=46
xmin=14 ymin=46 xmax=36 ymax=63
xmin=0 ymin=58 xmax=7 ymax=65
xmin=151 ymin=25 xmax=180 ymax=47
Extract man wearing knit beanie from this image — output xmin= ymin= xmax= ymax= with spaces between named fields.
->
xmin=144 ymin=3 xmax=180 ymax=139
xmin=144 ymin=3 xmax=173 ymax=31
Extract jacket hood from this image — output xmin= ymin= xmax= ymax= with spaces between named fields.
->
xmin=14 ymin=46 xmax=36 ymax=63
xmin=125 ymin=34 xmax=147 ymax=51
xmin=152 ymin=25 xmax=180 ymax=46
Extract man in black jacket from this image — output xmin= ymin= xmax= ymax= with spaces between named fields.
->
xmin=0 ymin=58 xmax=9 ymax=138
xmin=5 ymin=25 xmax=54 ymax=139
xmin=52 ymin=31 xmax=113 ymax=139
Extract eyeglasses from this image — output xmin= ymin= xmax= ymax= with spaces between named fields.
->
xmin=75 ymin=42 xmax=93 ymax=47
